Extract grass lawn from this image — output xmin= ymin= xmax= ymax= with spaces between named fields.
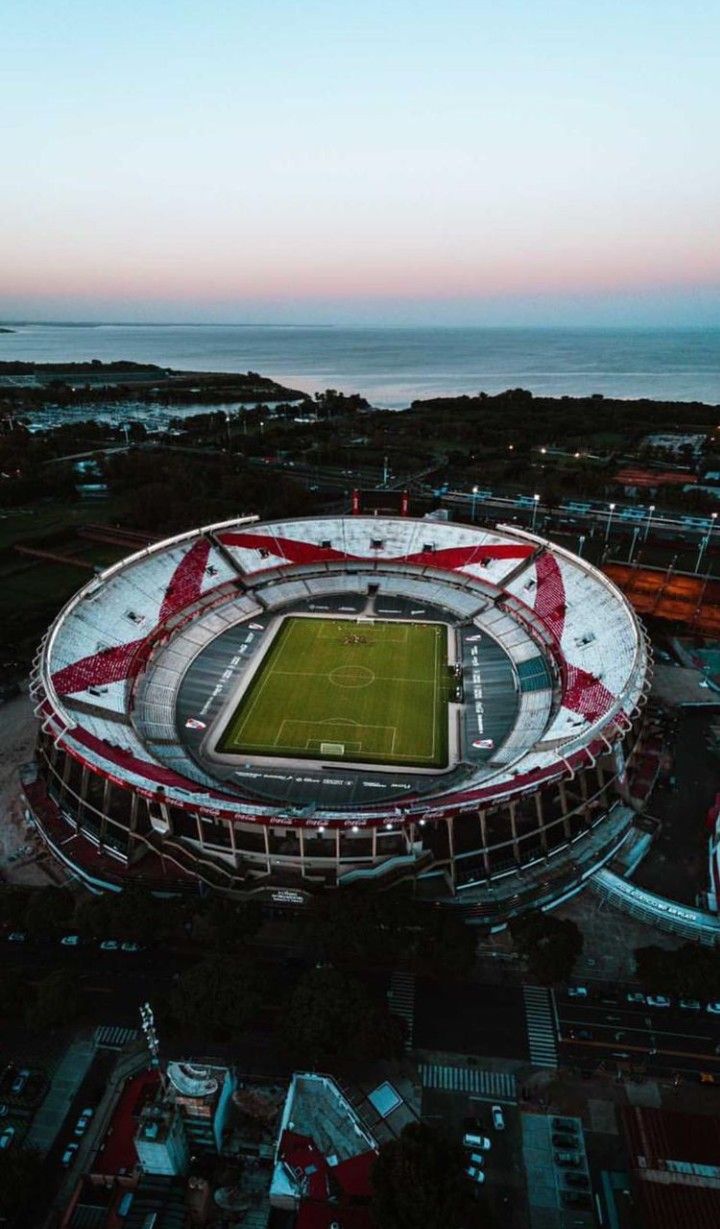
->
xmin=219 ymin=616 xmax=451 ymax=768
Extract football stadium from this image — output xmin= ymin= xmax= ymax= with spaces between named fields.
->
xmin=25 ymin=512 xmax=653 ymax=922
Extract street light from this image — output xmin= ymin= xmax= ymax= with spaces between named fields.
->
xmin=643 ymin=504 xmax=655 ymax=542
xmin=532 ymin=493 xmax=540 ymax=530
xmin=471 ymin=484 xmax=479 ymax=521
xmin=604 ymin=502 xmax=616 ymax=544
xmin=696 ymin=533 xmax=711 ymax=574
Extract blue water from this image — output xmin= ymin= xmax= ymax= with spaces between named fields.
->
xmin=2 ymin=323 xmax=719 ymax=409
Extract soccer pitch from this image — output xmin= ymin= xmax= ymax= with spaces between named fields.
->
xmin=218 ymin=616 xmax=451 ymax=767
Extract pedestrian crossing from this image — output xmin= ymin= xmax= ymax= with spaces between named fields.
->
xmin=523 ymin=985 xmax=558 ymax=1068
xmin=94 ymin=1025 xmax=140 ymax=1050
xmin=388 ymin=970 xmax=416 ymax=1049
xmin=419 ymin=1063 xmax=517 ymax=1102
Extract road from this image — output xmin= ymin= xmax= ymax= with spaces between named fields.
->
xmin=555 ymin=984 xmax=720 ymax=1082
xmin=415 ymin=979 xmax=529 ymax=1060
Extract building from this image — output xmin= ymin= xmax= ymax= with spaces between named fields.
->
xmin=135 ymin=1100 xmax=190 ymax=1176
xmin=271 ymin=1072 xmax=377 ymax=1226
xmin=25 ymin=513 xmax=652 ymax=922
xmin=621 ymin=1105 xmax=720 ymax=1227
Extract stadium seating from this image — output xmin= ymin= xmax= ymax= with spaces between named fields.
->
xmin=40 ymin=516 xmax=649 ymax=831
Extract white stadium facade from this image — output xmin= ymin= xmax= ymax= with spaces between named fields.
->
xmin=25 ymin=513 xmax=653 ymax=923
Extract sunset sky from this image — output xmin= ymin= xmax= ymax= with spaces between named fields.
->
xmin=3 ymin=0 xmax=719 ymax=325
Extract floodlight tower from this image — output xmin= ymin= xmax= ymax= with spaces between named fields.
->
xmin=140 ymin=1001 xmax=167 ymax=1092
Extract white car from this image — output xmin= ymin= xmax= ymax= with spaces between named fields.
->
xmin=121 ymin=942 xmax=142 ymax=953
xmin=626 ymin=992 xmax=646 ymax=1005
xmin=99 ymin=940 xmax=119 ymax=951
xmin=0 ymin=1127 xmax=15 ymax=1150
xmin=468 ymin=1152 xmax=486 ymax=1167
xmin=679 ymin=999 xmax=701 ymax=1011
xmin=706 ymin=1001 xmax=720 ymax=1015
xmin=491 ymin=1105 xmax=505 ymax=1131
xmin=60 ymin=935 xmax=80 ymax=947
xmin=466 ymin=1165 xmax=486 ymax=1184
xmin=61 ymin=1142 xmax=79 ymax=1167
xmin=567 ymin=985 xmax=588 ymax=999
xmin=647 ymin=995 xmax=671 ymax=1008
xmin=463 ymin=1133 xmax=491 ymax=1151
xmin=74 ymin=1109 xmax=94 ymax=1136
xmin=7 ymin=932 xmax=27 ymax=943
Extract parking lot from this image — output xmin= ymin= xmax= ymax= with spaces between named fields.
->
xmin=421 ymin=1084 xmax=529 ymax=1228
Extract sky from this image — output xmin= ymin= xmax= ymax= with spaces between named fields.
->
xmin=2 ymin=0 xmax=719 ymax=326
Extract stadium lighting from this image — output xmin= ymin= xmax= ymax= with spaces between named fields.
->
xmin=643 ymin=504 xmax=655 ymax=542
xmin=540 ymin=447 xmax=547 ymax=455
xmin=351 ymin=825 xmax=359 ymax=833
xmin=605 ymin=502 xmax=616 ymax=544
xmin=532 ymin=493 xmax=540 ymax=530
xmin=471 ymin=484 xmax=479 ymax=521
xmin=318 ymin=825 xmax=325 ymax=834
xmin=419 ymin=819 xmax=426 ymax=826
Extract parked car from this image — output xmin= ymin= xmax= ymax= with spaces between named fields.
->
xmin=567 ymin=985 xmax=588 ymax=998
xmin=491 ymin=1105 xmax=505 ymax=1131
xmin=61 ymin=1142 xmax=79 ymax=1167
xmin=99 ymin=940 xmax=119 ymax=951
xmin=74 ymin=1109 xmax=94 ymax=1136
xmin=647 ymin=995 xmax=671 ymax=1008
xmin=463 ymin=1133 xmax=491 ymax=1151
xmin=555 ymin=1152 xmax=580 ymax=1167
xmin=561 ymin=1190 xmax=590 ymax=1209
xmin=7 ymin=932 xmax=27 ymax=943
xmin=679 ymin=999 xmax=701 ymax=1011
xmin=0 ymin=1104 xmax=8 ymax=1117
xmin=468 ymin=1152 xmax=485 ymax=1167
xmin=626 ymin=992 xmax=646 ymax=1005
xmin=0 ymin=1126 xmax=15 ymax=1150
xmin=60 ymin=935 xmax=80 ymax=947
xmin=10 ymin=1069 xmax=30 ymax=1096
xmin=466 ymin=1165 xmax=485 ymax=1184
xmin=120 ymin=942 xmax=142 ymax=953
xmin=706 ymin=1002 xmax=720 ymax=1015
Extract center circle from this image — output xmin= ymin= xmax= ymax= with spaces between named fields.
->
xmin=329 ymin=664 xmax=375 ymax=688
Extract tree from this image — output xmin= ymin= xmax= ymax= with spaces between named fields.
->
xmin=23 ymin=887 xmax=75 ymax=938
xmin=192 ymin=897 xmax=262 ymax=951
xmin=305 ymin=891 xmax=476 ymax=979
xmin=634 ymin=943 xmax=720 ymax=1000
xmin=0 ymin=1148 xmax=45 ymax=1224
xmin=28 ymin=970 xmax=81 ymax=1032
xmin=509 ymin=911 xmax=583 ymax=985
xmin=371 ymin=1122 xmax=470 ymax=1229
xmin=164 ymin=953 xmax=264 ymax=1040
xmin=0 ymin=970 xmax=29 ymax=1025
xmin=0 ymin=887 xmax=33 ymax=932
xmin=280 ymin=966 xmax=405 ymax=1069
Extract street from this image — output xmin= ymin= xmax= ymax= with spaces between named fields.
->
xmin=555 ymin=984 xmax=720 ymax=1082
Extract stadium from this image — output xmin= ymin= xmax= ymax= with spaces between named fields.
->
xmin=25 ymin=512 xmax=653 ymax=923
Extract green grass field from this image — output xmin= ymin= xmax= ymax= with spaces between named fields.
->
xmin=219 ymin=616 xmax=451 ymax=767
